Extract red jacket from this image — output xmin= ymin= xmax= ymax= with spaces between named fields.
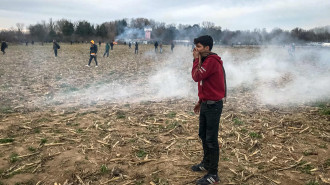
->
xmin=192 ymin=54 xmax=226 ymax=103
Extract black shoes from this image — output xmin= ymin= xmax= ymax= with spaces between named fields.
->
xmin=191 ymin=163 xmax=207 ymax=172
xmin=196 ymin=174 xmax=219 ymax=185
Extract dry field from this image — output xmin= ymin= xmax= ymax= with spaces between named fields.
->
xmin=0 ymin=44 xmax=329 ymax=185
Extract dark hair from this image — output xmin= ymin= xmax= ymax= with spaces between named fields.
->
xmin=194 ymin=35 xmax=213 ymax=51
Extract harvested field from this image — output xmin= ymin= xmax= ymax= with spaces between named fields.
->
xmin=0 ymin=44 xmax=329 ymax=185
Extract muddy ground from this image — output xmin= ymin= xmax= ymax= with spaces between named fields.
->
xmin=0 ymin=44 xmax=329 ymax=185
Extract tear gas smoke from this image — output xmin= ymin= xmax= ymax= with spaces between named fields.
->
xmin=45 ymin=45 xmax=329 ymax=107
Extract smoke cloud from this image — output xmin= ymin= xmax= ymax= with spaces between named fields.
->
xmin=41 ymin=45 xmax=329 ymax=108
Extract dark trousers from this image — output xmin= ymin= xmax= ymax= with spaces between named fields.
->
xmin=88 ymin=55 xmax=98 ymax=66
xmin=135 ymin=49 xmax=138 ymax=54
xmin=54 ymin=49 xmax=57 ymax=57
xmin=199 ymin=100 xmax=223 ymax=175
xmin=103 ymin=50 xmax=109 ymax=57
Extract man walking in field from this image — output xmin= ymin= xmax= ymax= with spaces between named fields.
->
xmin=110 ymin=40 xmax=114 ymax=50
xmin=171 ymin=41 xmax=175 ymax=52
xmin=1 ymin=41 xmax=8 ymax=55
xmin=53 ymin=40 xmax=60 ymax=57
xmin=86 ymin=40 xmax=98 ymax=67
xmin=191 ymin=35 xmax=226 ymax=185
xmin=135 ymin=42 xmax=138 ymax=54
xmin=103 ymin=42 xmax=110 ymax=57
xmin=154 ymin=41 xmax=158 ymax=52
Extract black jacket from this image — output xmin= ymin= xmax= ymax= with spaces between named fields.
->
xmin=90 ymin=44 xmax=98 ymax=54
xmin=1 ymin=42 xmax=8 ymax=51
xmin=53 ymin=42 xmax=60 ymax=50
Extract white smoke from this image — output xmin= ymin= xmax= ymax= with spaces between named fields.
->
xmin=222 ymin=47 xmax=330 ymax=105
xmin=42 ymin=45 xmax=329 ymax=107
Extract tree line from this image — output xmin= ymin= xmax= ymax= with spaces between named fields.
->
xmin=1 ymin=18 xmax=329 ymax=45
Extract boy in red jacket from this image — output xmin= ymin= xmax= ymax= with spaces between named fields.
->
xmin=191 ymin=35 xmax=226 ymax=185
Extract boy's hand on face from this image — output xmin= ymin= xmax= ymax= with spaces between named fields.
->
xmin=193 ymin=48 xmax=200 ymax=59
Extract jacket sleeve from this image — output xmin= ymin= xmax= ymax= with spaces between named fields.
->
xmin=191 ymin=57 xmax=217 ymax=82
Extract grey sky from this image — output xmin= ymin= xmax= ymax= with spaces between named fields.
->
xmin=0 ymin=0 xmax=329 ymax=31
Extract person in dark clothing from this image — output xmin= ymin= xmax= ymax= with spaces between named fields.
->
xmin=154 ymin=41 xmax=158 ymax=52
xmin=1 ymin=41 xmax=8 ymax=55
xmin=171 ymin=42 xmax=175 ymax=52
xmin=191 ymin=35 xmax=226 ymax=185
xmin=32 ymin=41 xmax=34 ymax=45
xmin=53 ymin=40 xmax=60 ymax=57
xmin=103 ymin=43 xmax=110 ymax=57
xmin=135 ymin=42 xmax=138 ymax=54
xmin=70 ymin=41 xmax=73 ymax=45
xmin=25 ymin=41 xmax=28 ymax=46
xmin=128 ymin=42 xmax=131 ymax=49
xmin=110 ymin=40 xmax=114 ymax=50
xmin=99 ymin=41 xmax=101 ymax=46
xmin=86 ymin=40 xmax=98 ymax=67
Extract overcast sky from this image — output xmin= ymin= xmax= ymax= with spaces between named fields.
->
xmin=0 ymin=0 xmax=329 ymax=31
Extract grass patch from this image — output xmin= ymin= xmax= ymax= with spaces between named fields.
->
xmin=166 ymin=121 xmax=179 ymax=130
xmin=299 ymin=164 xmax=314 ymax=174
xmin=0 ymin=106 xmax=14 ymax=114
xmin=306 ymin=180 xmax=319 ymax=185
xmin=136 ymin=149 xmax=147 ymax=158
xmin=0 ymin=138 xmax=14 ymax=143
xmin=303 ymin=149 xmax=317 ymax=156
xmin=324 ymin=159 xmax=330 ymax=168
xmin=233 ymin=118 xmax=244 ymax=125
xmin=312 ymin=102 xmax=330 ymax=115
xmin=28 ymin=146 xmax=36 ymax=152
xmin=10 ymin=153 xmax=19 ymax=163
xmin=40 ymin=138 xmax=47 ymax=145
xmin=116 ymin=111 xmax=126 ymax=119
xmin=166 ymin=111 xmax=177 ymax=118
xmin=76 ymin=128 xmax=83 ymax=133
xmin=100 ymin=164 xmax=109 ymax=174
xmin=34 ymin=128 xmax=41 ymax=134
xmin=249 ymin=132 xmax=262 ymax=139
xmin=318 ymin=144 xmax=327 ymax=149
xmin=240 ymin=128 xmax=248 ymax=134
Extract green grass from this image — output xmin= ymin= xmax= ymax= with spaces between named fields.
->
xmin=136 ymin=149 xmax=147 ymax=158
xmin=233 ymin=118 xmax=244 ymax=125
xmin=306 ymin=180 xmax=319 ymax=185
xmin=10 ymin=153 xmax=19 ymax=163
xmin=0 ymin=106 xmax=14 ymax=114
xmin=313 ymin=102 xmax=330 ymax=115
xmin=299 ymin=164 xmax=313 ymax=174
xmin=324 ymin=159 xmax=330 ymax=168
xmin=303 ymin=149 xmax=317 ymax=156
xmin=28 ymin=146 xmax=36 ymax=152
xmin=166 ymin=111 xmax=177 ymax=118
xmin=40 ymin=138 xmax=47 ymax=144
xmin=249 ymin=132 xmax=262 ymax=139
xmin=166 ymin=121 xmax=179 ymax=130
xmin=116 ymin=111 xmax=126 ymax=119
xmin=100 ymin=164 xmax=109 ymax=174
xmin=0 ymin=138 xmax=14 ymax=143
xmin=33 ymin=128 xmax=41 ymax=134
xmin=240 ymin=128 xmax=248 ymax=134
